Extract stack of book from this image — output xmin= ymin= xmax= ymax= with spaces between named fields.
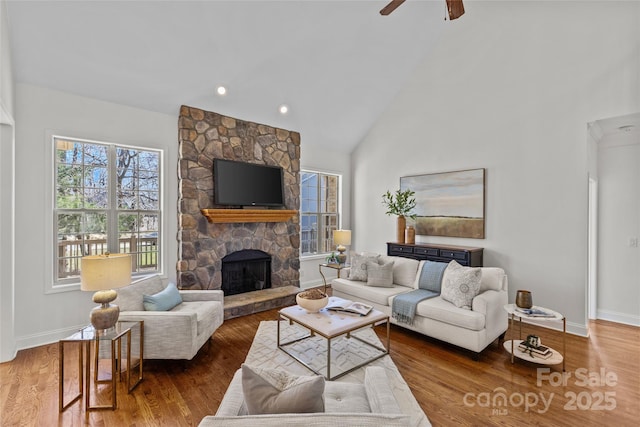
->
xmin=515 ymin=307 xmax=555 ymax=318
xmin=518 ymin=341 xmax=553 ymax=359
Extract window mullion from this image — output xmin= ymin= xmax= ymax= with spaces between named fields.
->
xmin=316 ymin=174 xmax=322 ymax=253
xmin=107 ymin=145 xmax=119 ymax=253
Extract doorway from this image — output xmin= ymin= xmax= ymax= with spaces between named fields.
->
xmin=587 ymin=112 xmax=640 ymax=327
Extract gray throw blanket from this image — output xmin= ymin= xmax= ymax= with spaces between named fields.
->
xmin=392 ymin=261 xmax=448 ymax=325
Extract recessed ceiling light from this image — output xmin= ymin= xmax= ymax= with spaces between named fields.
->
xmin=216 ymin=86 xmax=227 ymax=96
xmin=279 ymin=104 xmax=289 ymax=115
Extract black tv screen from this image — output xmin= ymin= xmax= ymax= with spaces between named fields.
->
xmin=214 ymin=159 xmax=285 ymax=207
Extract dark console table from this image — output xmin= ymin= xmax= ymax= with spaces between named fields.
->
xmin=387 ymin=242 xmax=483 ymax=267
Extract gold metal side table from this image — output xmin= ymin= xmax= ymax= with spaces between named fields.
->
xmin=503 ymin=304 xmax=566 ymax=371
xmin=318 ymin=263 xmax=349 ymax=292
xmin=59 ymin=320 xmax=143 ymax=412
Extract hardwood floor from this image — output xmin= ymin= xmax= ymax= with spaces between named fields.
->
xmin=1 ymin=311 xmax=638 ymax=426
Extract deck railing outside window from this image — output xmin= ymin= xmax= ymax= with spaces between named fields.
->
xmin=57 ymin=236 xmax=159 ymax=278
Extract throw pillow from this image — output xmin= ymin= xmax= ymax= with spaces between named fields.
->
xmin=380 ymin=256 xmax=419 ymax=287
xmin=366 ymin=260 xmax=394 ymax=287
xmin=348 ymin=254 xmax=380 ymax=282
xmin=143 ymin=282 xmax=182 ymax=311
xmin=440 ymin=261 xmax=481 ymax=310
xmin=241 ymin=364 xmax=325 ymax=415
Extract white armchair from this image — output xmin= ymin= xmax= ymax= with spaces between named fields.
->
xmin=114 ymin=275 xmax=224 ymax=360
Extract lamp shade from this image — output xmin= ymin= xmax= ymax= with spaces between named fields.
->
xmin=80 ymin=254 xmax=132 ymax=291
xmin=333 ymin=230 xmax=352 ymax=246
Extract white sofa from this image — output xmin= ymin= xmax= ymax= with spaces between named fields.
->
xmin=198 ymin=366 xmax=417 ymax=426
xmin=332 ymin=255 xmax=508 ymax=358
xmin=114 ymin=275 xmax=224 ymax=360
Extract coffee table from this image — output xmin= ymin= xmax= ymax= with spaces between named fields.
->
xmin=278 ymin=297 xmax=390 ymax=380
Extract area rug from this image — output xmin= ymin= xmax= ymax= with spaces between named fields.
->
xmin=244 ymin=320 xmax=431 ymax=427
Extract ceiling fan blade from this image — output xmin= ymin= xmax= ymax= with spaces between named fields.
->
xmin=446 ymin=0 xmax=465 ymax=20
xmin=380 ymin=0 xmax=406 ymax=16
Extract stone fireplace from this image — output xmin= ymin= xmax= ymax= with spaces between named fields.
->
xmin=177 ymin=106 xmax=300 ymax=318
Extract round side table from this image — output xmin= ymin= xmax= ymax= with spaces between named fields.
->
xmin=503 ymin=303 xmax=566 ymax=371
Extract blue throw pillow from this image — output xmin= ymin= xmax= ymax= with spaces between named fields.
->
xmin=143 ymin=282 xmax=182 ymax=311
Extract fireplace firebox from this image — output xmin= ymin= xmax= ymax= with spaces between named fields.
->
xmin=221 ymin=250 xmax=271 ymax=296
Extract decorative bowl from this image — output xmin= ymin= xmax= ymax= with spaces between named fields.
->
xmin=296 ymin=290 xmax=328 ymax=313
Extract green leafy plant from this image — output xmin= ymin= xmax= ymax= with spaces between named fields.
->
xmin=382 ymin=189 xmax=417 ymax=219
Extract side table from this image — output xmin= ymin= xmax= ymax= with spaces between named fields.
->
xmin=59 ymin=320 xmax=143 ymax=412
xmin=318 ymin=263 xmax=348 ymax=292
xmin=503 ymin=304 xmax=566 ymax=371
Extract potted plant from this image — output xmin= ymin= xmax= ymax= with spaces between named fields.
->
xmin=382 ymin=189 xmax=417 ymax=243
xmin=326 ymin=251 xmax=339 ymax=265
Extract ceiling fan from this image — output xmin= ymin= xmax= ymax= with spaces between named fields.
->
xmin=380 ymin=0 xmax=465 ymax=20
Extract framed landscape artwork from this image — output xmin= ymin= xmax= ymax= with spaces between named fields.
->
xmin=400 ymin=168 xmax=485 ymax=239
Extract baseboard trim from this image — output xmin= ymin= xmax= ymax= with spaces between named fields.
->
xmin=596 ymin=309 xmax=640 ymax=327
xmin=517 ymin=317 xmax=589 ymax=337
xmin=15 ymin=324 xmax=86 ymax=352
xmin=0 ymin=342 xmax=17 ymax=363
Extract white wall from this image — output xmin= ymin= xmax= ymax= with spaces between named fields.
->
xmin=597 ymin=134 xmax=640 ymax=325
xmin=299 ymin=142 xmax=351 ymax=288
xmin=351 ymin=1 xmax=640 ymax=335
xmin=0 ymin=0 xmax=17 ymax=362
xmin=0 ymin=121 xmax=15 ymax=362
xmin=13 ymin=84 xmax=177 ymax=351
xmin=0 ymin=0 xmax=13 ymax=116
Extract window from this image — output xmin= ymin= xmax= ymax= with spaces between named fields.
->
xmin=54 ymin=136 xmax=161 ymax=284
xmin=300 ymin=171 xmax=340 ymax=256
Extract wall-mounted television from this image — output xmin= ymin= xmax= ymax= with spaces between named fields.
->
xmin=213 ymin=159 xmax=285 ymax=207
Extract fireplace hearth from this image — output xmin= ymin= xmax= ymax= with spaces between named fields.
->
xmin=221 ymin=249 xmax=271 ymax=296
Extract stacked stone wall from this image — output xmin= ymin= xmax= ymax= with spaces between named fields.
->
xmin=177 ymin=105 xmax=300 ymax=290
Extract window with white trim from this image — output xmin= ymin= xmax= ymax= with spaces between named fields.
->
xmin=54 ymin=136 xmax=161 ymax=284
xmin=300 ymin=170 xmax=340 ymax=256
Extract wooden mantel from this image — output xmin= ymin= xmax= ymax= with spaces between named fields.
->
xmin=201 ymin=209 xmax=298 ymax=224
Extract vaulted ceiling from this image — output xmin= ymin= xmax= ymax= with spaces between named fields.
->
xmin=6 ymin=0 xmax=452 ymax=152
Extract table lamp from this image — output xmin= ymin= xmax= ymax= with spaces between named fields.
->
xmin=333 ymin=229 xmax=351 ymax=265
xmin=81 ymin=253 xmax=132 ymax=331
